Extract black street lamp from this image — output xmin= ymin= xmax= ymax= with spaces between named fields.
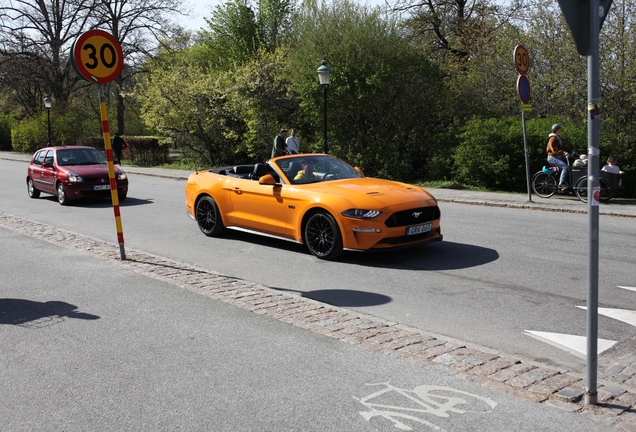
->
xmin=317 ymin=59 xmax=332 ymax=154
xmin=44 ymin=95 xmax=52 ymax=145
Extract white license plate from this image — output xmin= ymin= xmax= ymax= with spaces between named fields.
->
xmin=406 ymin=222 xmax=432 ymax=236
xmin=93 ymin=185 xmax=110 ymax=190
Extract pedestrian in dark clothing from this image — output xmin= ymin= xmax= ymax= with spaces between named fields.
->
xmin=271 ymin=129 xmax=288 ymax=158
xmin=111 ymin=133 xmax=127 ymax=165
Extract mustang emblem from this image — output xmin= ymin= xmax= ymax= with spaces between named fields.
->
xmin=412 ymin=212 xmax=422 ymax=218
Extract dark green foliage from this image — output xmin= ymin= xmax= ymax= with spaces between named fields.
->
xmin=0 ymin=113 xmax=15 ymax=151
xmin=452 ymin=117 xmax=587 ymax=191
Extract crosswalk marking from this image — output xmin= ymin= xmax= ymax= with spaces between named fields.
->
xmin=524 ymin=330 xmax=616 ymax=359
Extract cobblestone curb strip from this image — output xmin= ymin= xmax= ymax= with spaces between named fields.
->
xmin=2 ymin=211 xmax=636 ymax=430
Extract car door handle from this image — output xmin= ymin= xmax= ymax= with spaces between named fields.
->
xmin=232 ymin=187 xmax=243 ymax=194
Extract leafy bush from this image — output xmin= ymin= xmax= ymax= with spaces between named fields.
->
xmin=453 ymin=117 xmax=587 ymax=192
xmin=11 ymin=116 xmax=47 ymax=153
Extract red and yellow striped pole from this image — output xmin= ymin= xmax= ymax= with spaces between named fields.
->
xmin=98 ymin=84 xmax=126 ymax=260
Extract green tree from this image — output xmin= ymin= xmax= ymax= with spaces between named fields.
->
xmin=288 ymin=0 xmax=448 ymax=180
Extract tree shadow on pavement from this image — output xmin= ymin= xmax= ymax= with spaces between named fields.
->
xmin=0 ymin=299 xmax=100 ymax=327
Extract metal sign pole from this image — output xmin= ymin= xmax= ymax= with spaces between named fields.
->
xmin=521 ymin=110 xmax=532 ymax=201
xmin=98 ymin=83 xmax=126 ymax=260
xmin=585 ymin=0 xmax=601 ymax=406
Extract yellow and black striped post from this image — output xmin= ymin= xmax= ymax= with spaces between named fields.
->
xmin=98 ymin=84 xmax=126 ymax=260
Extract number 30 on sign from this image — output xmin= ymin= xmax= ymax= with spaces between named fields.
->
xmin=71 ymin=30 xmax=123 ymax=84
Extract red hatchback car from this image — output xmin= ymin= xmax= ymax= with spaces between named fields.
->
xmin=26 ymin=146 xmax=129 ymax=205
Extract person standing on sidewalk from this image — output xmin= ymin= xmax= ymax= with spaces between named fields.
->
xmin=285 ymin=128 xmax=300 ymax=154
xmin=271 ymin=129 xmax=288 ymax=158
xmin=546 ymin=124 xmax=572 ymax=190
xmin=111 ymin=133 xmax=127 ymax=165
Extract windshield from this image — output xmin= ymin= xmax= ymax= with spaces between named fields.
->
xmin=57 ymin=148 xmax=107 ymax=166
xmin=274 ymin=155 xmax=363 ymax=185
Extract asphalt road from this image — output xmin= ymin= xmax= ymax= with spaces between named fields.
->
xmin=2 ymin=158 xmax=636 ymax=375
xmin=0 ymin=216 xmax=614 ymax=431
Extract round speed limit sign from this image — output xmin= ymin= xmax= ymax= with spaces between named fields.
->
xmin=71 ymin=30 xmax=123 ymax=83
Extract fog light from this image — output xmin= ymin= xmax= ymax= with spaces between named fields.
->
xmin=352 ymin=228 xmax=381 ymax=233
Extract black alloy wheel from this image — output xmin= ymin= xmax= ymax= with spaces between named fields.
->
xmin=304 ymin=211 xmax=343 ymax=260
xmin=196 ymin=196 xmax=224 ymax=237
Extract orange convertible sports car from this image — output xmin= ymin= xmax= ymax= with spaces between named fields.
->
xmin=185 ymin=154 xmax=442 ymax=260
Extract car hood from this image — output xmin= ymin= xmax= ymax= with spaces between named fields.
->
xmin=62 ymin=164 xmax=121 ymax=176
xmin=309 ymin=177 xmax=437 ymax=207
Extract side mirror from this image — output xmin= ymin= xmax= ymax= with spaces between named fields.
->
xmin=258 ymin=174 xmax=279 ymax=186
xmin=354 ymin=166 xmax=365 ymax=176
xmin=42 ymin=162 xmax=53 ymax=168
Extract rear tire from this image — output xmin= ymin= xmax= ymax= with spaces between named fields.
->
xmin=27 ymin=178 xmax=40 ymax=198
xmin=304 ymin=211 xmax=343 ymax=260
xmin=196 ymin=196 xmax=225 ymax=237
xmin=532 ymin=172 xmax=556 ymax=198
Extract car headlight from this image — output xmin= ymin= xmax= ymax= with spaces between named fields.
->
xmin=67 ymin=172 xmax=84 ymax=182
xmin=341 ymin=209 xmax=381 ymax=219
xmin=117 ymin=170 xmax=127 ymax=180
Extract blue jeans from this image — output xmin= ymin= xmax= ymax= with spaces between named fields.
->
xmin=548 ymin=156 xmax=569 ymax=184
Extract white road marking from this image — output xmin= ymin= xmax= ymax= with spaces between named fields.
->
xmin=617 ymin=286 xmax=636 ymax=293
xmin=577 ymin=306 xmax=636 ymax=327
xmin=355 ymin=382 xmax=497 ymax=431
xmin=524 ymin=330 xmax=616 ymax=359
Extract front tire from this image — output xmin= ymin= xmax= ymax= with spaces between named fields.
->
xmin=57 ymin=183 xmax=70 ymax=206
xmin=196 ymin=196 xmax=225 ymax=237
xmin=27 ymin=178 xmax=40 ymax=198
xmin=575 ymin=177 xmax=588 ymax=203
xmin=532 ymin=172 xmax=556 ymax=198
xmin=304 ymin=212 xmax=343 ymax=260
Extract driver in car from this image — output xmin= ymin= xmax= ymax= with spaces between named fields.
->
xmin=294 ymin=160 xmax=320 ymax=181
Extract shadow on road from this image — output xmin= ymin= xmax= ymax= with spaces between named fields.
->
xmin=220 ymin=231 xmax=498 ymax=271
xmin=342 ymin=241 xmax=499 ymax=271
xmin=39 ymin=196 xmax=153 ymax=207
xmin=0 ymin=299 xmax=100 ymax=327
xmin=272 ymin=288 xmax=391 ymax=307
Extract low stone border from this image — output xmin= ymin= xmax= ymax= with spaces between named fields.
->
xmin=2 ymin=211 xmax=636 ymax=431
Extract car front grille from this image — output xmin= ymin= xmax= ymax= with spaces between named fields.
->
xmin=83 ymin=177 xmax=109 ymax=184
xmin=384 ymin=206 xmax=440 ymax=228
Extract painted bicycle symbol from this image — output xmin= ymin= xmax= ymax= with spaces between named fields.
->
xmin=355 ymin=381 xmax=498 ymax=430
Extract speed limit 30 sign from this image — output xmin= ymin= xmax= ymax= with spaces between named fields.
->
xmin=71 ymin=30 xmax=123 ymax=83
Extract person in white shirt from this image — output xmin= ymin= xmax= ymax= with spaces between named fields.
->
xmin=285 ymin=128 xmax=300 ymax=154
xmin=601 ymin=155 xmax=621 ymax=174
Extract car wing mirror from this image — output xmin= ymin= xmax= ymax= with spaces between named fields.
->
xmin=355 ymin=167 xmax=365 ymax=176
xmin=42 ymin=162 xmax=53 ymax=168
xmin=258 ymin=174 xmax=279 ymax=186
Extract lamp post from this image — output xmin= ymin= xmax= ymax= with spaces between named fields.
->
xmin=44 ymin=95 xmax=52 ymax=145
xmin=317 ymin=59 xmax=332 ymax=154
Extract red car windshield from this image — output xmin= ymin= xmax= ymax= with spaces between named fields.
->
xmin=57 ymin=148 xmax=107 ymax=166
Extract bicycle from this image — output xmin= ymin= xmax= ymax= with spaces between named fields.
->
xmin=531 ymin=153 xmax=586 ymax=201
xmin=532 ymin=153 xmax=625 ymax=203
